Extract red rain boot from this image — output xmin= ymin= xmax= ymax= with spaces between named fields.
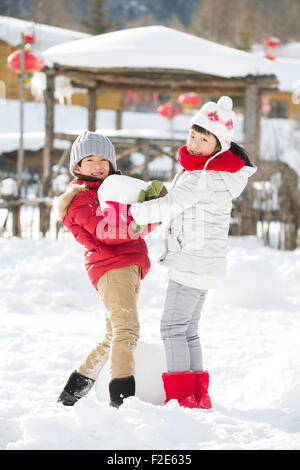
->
xmin=194 ymin=370 xmax=212 ymax=409
xmin=162 ymin=371 xmax=198 ymax=408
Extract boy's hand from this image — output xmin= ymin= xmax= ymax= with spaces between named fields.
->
xmin=129 ymin=221 xmax=147 ymax=233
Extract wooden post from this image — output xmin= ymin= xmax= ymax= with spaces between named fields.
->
xmin=170 ymin=149 xmax=177 ymax=181
xmin=87 ymin=87 xmax=97 ymax=131
xmin=39 ymin=201 xmax=51 ymax=238
xmin=43 ymin=68 xmax=55 ymax=197
xmin=143 ymin=143 xmax=150 ymax=181
xmin=17 ymin=33 xmax=25 ymax=197
xmin=13 ymin=33 xmax=26 ymax=237
xmin=115 ymin=109 xmax=122 ymax=130
xmin=11 ymin=202 xmax=21 ymax=237
xmin=242 ymin=81 xmax=261 ymax=236
xmin=244 ymin=81 xmax=261 ymax=164
xmin=41 ymin=69 xmax=55 ymax=237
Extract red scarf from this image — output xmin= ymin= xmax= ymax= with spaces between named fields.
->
xmin=178 ymin=145 xmax=245 ymax=173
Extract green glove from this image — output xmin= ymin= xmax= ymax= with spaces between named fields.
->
xmin=145 ymin=180 xmax=168 ymax=200
xmin=138 ymin=189 xmax=147 ymax=203
xmin=131 ymin=180 xmax=168 ymax=233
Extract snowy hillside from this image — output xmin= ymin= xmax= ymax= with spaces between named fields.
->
xmin=1 ymin=232 xmax=300 ymax=450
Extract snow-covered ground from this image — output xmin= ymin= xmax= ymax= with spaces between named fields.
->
xmin=1 ymin=93 xmax=300 ymax=451
xmin=1 ymin=231 xmax=300 ymax=450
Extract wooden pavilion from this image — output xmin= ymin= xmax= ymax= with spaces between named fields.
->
xmin=32 ymin=26 xmax=289 ymax=241
xmin=42 ymin=26 xmax=278 ymax=196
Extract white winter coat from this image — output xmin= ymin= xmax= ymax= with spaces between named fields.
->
xmin=130 ymin=164 xmax=257 ymax=287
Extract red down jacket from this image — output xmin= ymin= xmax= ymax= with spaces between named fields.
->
xmin=61 ymin=178 xmax=151 ymax=290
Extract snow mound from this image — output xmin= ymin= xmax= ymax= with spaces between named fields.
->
xmin=95 ymin=341 xmax=166 ymax=405
xmin=231 ymin=333 xmax=300 ymax=411
xmin=214 ymin=257 xmax=285 ymax=308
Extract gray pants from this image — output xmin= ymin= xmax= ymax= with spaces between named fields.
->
xmin=160 ymin=279 xmax=207 ymax=373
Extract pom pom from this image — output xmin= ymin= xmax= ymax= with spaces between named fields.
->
xmin=217 ymin=96 xmax=233 ymax=111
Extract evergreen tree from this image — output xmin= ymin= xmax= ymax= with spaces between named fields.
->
xmin=76 ymin=0 xmax=120 ymax=35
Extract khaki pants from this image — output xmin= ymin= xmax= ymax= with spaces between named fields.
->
xmin=78 ymin=265 xmax=141 ymax=380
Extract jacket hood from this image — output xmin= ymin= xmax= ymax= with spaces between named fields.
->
xmin=220 ymin=164 xmax=257 ymax=199
xmin=53 ymin=178 xmax=103 ymax=219
xmin=54 ymin=183 xmax=87 ymax=219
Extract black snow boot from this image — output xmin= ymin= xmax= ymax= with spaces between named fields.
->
xmin=109 ymin=376 xmax=135 ymax=408
xmin=57 ymin=370 xmax=95 ymax=406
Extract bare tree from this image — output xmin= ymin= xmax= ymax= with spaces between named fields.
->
xmin=30 ymin=0 xmax=75 ymax=29
xmin=166 ymin=15 xmax=186 ymax=32
xmin=189 ymin=0 xmax=300 ymax=50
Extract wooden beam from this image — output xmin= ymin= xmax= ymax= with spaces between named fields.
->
xmin=54 ymin=65 xmax=278 ymax=94
xmin=70 ymin=78 xmax=97 ymax=89
xmin=116 ymin=145 xmax=140 ymax=160
xmin=129 ymin=152 xmax=165 ymax=175
xmin=52 ymin=146 xmax=71 ymax=178
xmin=53 ymin=132 xmax=186 ymax=148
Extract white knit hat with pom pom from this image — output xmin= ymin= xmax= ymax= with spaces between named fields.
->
xmin=190 ymin=96 xmax=236 ymax=152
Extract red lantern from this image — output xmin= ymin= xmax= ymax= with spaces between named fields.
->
xmin=157 ymin=103 xmax=180 ymax=119
xmin=177 ymin=93 xmax=200 ymax=113
xmin=261 ymin=95 xmax=271 ymax=114
xmin=264 ymin=37 xmax=280 ymax=48
xmin=7 ymin=49 xmax=44 ymax=73
xmin=123 ymin=90 xmax=138 ymax=106
xmin=264 ymin=36 xmax=280 ymax=61
xmin=24 ymin=35 xmax=34 ymax=43
xmin=151 ymin=92 xmax=158 ymax=105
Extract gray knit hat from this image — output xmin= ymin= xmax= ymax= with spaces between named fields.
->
xmin=70 ymin=130 xmax=117 ymax=177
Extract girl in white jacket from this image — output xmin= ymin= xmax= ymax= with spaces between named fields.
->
xmin=130 ymin=96 xmax=257 ymax=409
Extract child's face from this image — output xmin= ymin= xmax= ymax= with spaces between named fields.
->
xmin=187 ymin=128 xmax=218 ymax=157
xmin=74 ymin=155 xmax=110 ymax=179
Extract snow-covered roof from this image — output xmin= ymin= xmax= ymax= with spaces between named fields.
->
xmin=42 ymin=25 xmax=274 ymax=79
xmin=270 ymin=57 xmax=300 ymax=92
xmin=251 ymin=44 xmax=300 ymax=92
xmin=276 ymin=42 xmax=300 ymax=60
xmin=272 ymin=43 xmax=300 ymax=92
xmin=271 ymin=43 xmax=300 ymax=92
xmin=0 ymin=15 xmax=89 ymax=51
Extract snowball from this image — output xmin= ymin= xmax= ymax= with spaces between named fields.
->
xmin=95 ymin=341 xmax=166 ymax=405
xmin=98 ymin=174 xmax=149 ymax=210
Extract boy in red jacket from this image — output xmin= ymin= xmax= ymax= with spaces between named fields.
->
xmin=55 ymin=130 xmax=151 ymax=408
